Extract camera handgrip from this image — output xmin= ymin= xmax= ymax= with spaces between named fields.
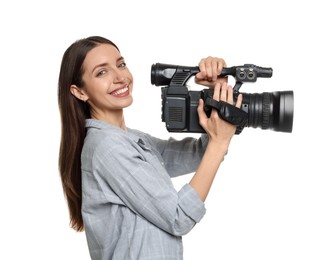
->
xmin=205 ymin=98 xmax=248 ymax=127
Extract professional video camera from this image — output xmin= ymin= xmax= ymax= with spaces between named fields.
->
xmin=151 ymin=63 xmax=294 ymax=134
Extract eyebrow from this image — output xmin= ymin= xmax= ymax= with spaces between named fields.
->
xmin=91 ymin=56 xmax=124 ymax=73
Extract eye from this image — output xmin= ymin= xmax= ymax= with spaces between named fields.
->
xmin=97 ymin=69 xmax=107 ymax=77
xmin=119 ymin=62 xmax=127 ymax=68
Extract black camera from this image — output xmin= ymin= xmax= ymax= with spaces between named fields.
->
xmin=151 ymin=63 xmax=294 ymax=134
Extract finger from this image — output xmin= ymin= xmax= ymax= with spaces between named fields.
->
xmin=213 ymin=58 xmax=226 ymax=81
xmin=198 ymin=57 xmax=206 ymax=68
xmin=213 ymin=82 xmax=221 ymax=101
xmin=198 ymin=58 xmax=206 ymax=77
xmin=235 ymin=93 xmax=243 ymax=108
xmin=197 ymin=99 xmax=207 ymax=122
xmin=216 ymin=59 xmax=226 ymax=75
xmin=210 ymin=59 xmax=218 ymax=81
xmin=205 ymin=56 xmax=214 ymax=81
xmin=227 ymin=85 xmax=234 ymax=104
xmin=197 ymin=58 xmax=211 ymax=81
xmin=195 ymin=71 xmax=206 ymax=81
xmin=220 ymin=82 xmax=228 ymax=101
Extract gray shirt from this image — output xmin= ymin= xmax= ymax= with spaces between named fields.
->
xmin=81 ymin=119 xmax=208 ymax=260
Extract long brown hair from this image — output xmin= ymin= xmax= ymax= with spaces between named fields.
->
xmin=58 ymin=36 xmax=119 ymax=231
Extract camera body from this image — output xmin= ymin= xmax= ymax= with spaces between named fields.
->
xmin=161 ymin=86 xmax=202 ymax=132
xmin=151 ymin=63 xmax=294 ymax=134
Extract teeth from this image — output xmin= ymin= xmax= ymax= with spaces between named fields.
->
xmin=113 ymin=87 xmax=128 ymax=95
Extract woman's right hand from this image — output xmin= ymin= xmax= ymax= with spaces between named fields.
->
xmin=197 ymin=81 xmax=243 ymax=145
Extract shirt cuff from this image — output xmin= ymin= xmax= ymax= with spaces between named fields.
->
xmin=178 ymin=183 xmax=206 ymax=223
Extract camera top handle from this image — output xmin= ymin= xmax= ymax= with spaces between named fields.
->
xmin=151 ymin=63 xmax=273 ymax=92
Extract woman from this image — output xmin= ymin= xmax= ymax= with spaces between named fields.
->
xmin=58 ymin=36 xmax=242 ymax=260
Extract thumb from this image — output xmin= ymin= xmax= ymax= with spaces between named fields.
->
xmin=197 ymin=99 xmax=207 ymax=124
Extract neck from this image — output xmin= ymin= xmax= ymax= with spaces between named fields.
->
xmin=91 ymin=109 xmax=127 ymax=130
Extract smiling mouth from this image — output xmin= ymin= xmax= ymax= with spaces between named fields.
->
xmin=110 ymin=86 xmax=129 ymax=97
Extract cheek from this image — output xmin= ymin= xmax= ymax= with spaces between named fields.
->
xmin=128 ymin=73 xmax=134 ymax=89
xmin=126 ymin=70 xmax=133 ymax=82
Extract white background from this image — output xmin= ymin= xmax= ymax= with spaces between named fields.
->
xmin=1 ymin=0 xmax=321 ymax=259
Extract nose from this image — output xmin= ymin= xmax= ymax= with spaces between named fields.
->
xmin=113 ymin=69 xmax=126 ymax=83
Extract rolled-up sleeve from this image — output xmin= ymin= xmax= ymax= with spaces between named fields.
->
xmin=178 ymin=184 xmax=206 ymax=223
xmin=89 ymin=134 xmax=206 ymax=236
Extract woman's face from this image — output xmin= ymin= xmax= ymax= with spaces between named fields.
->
xmin=79 ymin=44 xmax=133 ymax=118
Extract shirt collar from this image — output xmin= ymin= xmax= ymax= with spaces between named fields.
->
xmin=85 ymin=119 xmax=143 ymax=143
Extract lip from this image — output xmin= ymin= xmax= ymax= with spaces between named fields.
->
xmin=110 ymin=85 xmax=130 ymax=97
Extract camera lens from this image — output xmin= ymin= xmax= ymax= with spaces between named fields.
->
xmin=242 ymin=91 xmax=294 ymax=132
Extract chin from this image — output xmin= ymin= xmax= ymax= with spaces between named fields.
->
xmin=120 ymin=97 xmax=133 ymax=108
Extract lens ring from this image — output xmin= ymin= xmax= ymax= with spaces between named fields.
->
xmin=262 ymin=93 xmax=270 ymax=129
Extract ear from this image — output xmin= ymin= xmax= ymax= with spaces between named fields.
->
xmin=70 ymin=85 xmax=88 ymax=102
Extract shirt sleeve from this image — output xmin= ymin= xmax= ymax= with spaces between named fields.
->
xmin=91 ymin=134 xmax=206 ymax=236
xmin=144 ymin=133 xmax=209 ymax=177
